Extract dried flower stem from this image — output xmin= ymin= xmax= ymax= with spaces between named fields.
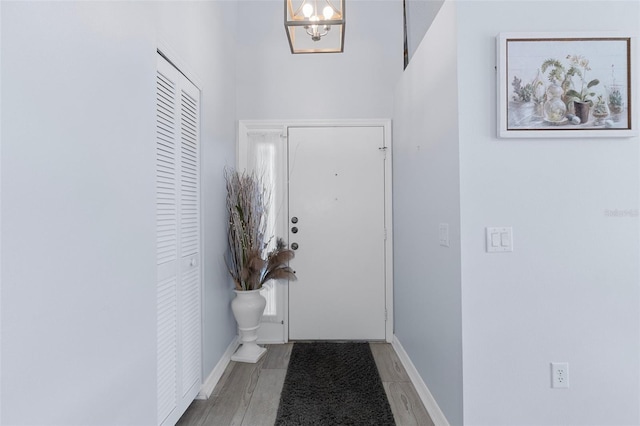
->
xmin=225 ymin=168 xmax=296 ymax=291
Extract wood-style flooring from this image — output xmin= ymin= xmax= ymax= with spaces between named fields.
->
xmin=177 ymin=343 xmax=434 ymax=426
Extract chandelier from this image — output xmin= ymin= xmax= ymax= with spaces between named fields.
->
xmin=284 ymin=0 xmax=345 ymax=54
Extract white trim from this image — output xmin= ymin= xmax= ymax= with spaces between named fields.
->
xmin=382 ymin=121 xmax=393 ymax=343
xmin=240 ymin=118 xmax=393 ymax=129
xmin=196 ymin=337 xmax=240 ymax=400
xmin=257 ymin=320 xmax=287 ymax=344
xmin=0 ymin=1 xmax=3 ymax=421
xmin=238 ymin=123 xmax=289 ymax=343
xmin=157 ymin=38 xmax=204 ymax=90
xmin=391 ymin=335 xmax=450 ymax=426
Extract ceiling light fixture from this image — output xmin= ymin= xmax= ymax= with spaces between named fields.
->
xmin=284 ymin=0 xmax=345 ymax=54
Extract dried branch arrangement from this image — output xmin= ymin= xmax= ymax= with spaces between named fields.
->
xmin=225 ymin=168 xmax=296 ymax=291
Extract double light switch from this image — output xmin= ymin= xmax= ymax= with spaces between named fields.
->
xmin=486 ymin=227 xmax=513 ymax=252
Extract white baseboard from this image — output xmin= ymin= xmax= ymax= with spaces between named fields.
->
xmin=391 ymin=335 xmax=450 ymax=426
xmin=196 ymin=336 xmax=240 ymax=400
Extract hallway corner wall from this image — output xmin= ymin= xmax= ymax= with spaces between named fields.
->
xmin=1 ymin=2 xmax=237 ymax=424
xmin=392 ymin=2 xmax=463 ymax=425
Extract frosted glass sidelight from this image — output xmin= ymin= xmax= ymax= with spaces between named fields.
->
xmin=247 ymin=132 xmax=286 ymax=320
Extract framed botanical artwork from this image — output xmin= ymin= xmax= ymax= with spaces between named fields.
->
xmin=497 ymin=32 xmax=636 ymax=138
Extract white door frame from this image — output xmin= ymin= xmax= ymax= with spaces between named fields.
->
xmin=238 ymin=119 xmax=394 ymax=343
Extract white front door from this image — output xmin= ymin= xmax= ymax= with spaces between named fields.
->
xmin=288 ymin=126 xmax=387 ymax=340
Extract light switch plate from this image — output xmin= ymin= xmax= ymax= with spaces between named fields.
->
xmin=439 ymin=223 xmax=450 ymax=247
xmin=486 ymin=227 xmax=513 ymax=252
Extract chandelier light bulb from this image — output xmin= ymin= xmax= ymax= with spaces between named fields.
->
xmin=308 ymin=15 xmax=320 ymax=40
xmin=310 ymin=15 xmax=319 ymax=30
xmin=302 ymin=3 xmax=314 ymax=18
xmin=322 ymin=6 xmax=334 ymax=20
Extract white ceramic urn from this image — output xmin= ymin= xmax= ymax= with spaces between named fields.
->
xmin=230 ymin=289 xmax=267 ymax=363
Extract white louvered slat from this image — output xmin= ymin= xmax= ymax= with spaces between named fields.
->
xmin=180 ymin=89 xmax=200 ymax=258
xmin=157 ymin=65 xmax=178 ymax=424
xmin=156 ymin=65 xmax=179 ymax=426
xmin=156 ymin=70 xmax=177 ymax=266
xmin=156 ymin=54 xmax=202 ymax=426
xmin=181 ymin=265 xmax=201 ymax=396
xmin=178 ymin=86 xmax=201 ymax=398
xmin=157 ymin=275 xmax=177 ymax=424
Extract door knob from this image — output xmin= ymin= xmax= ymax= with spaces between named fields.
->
xmin=291 ymin=217 xmax=298 ymax=224
xmin=291 ymin=227 xmax=298 ymax=234
xmin=291 ymin=243 xmax=299 ymax=250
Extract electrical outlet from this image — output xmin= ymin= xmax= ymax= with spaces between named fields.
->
xmin=551 ymin=362 xmax=569 ymax=388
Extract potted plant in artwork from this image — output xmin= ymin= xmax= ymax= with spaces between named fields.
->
xmin=606 ymin=64 xmax=625 ymax=121
xmin=540 ymin=58 xmax=571 ymax=123
xmin=508 ymin=75 xmax=544 ymax=126
xmin=541 ymin=58 xmax=574 ymax=95
xmin=606 ymin=84 xmax=625 ymax=122
xmin=563 ymin=54 xmax=600 ymax=124
xmin=225 ymin=168 xmax=296 ymax=363
xmin=592 ymin=95 xmax=610 ymax=126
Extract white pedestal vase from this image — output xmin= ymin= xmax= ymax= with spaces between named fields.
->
xmin=231 ymin=289 xmax=267 ymax=363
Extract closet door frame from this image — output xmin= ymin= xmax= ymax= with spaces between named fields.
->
xmin=156 ymin=44 xmax=203 ymax=426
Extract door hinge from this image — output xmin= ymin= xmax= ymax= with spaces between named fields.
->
xmin=385 ymin=309 xmax=388 ymax=321
xmin=384 ymin=228 xmax=387 ymax=241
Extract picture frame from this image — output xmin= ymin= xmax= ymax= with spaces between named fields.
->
xmin=497 ymin=32 xmax=636 ymax=138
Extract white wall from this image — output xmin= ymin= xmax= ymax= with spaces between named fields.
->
xmin=392 ymin=2 xmax=463 ymax=424
xmin=458 ymin=1 xmax=639 ymax=425
xmin=235 ymin=0 xmax=403 ymax=120
xmin=395 ymin=1 xmax=640 ymax=424
xmin=1 ymin=1 xmax=237 ymax=424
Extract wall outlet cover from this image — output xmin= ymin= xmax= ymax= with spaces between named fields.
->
xmin=551 ymin=362 xmax=569 ymax=389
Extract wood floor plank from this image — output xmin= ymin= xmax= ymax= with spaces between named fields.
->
xmin=370 ymin=342 xmax=411 ymax=382
xmin=241 ymin=369 xmax=287 ymax=426
xmin=262 ymin=344 xmax=293 ymax=370
xmin=211 ymin=361 xmax=237 ymax=397
xmin=199 ymin=359 xmax=265 ymax=426
xmin=383 ymin=381 xmax=435 ymax=426
xmin=175 ymin=399 xmax=208 ymax=426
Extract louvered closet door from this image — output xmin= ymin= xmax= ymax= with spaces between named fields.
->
xmin=156 ymin=53 xmax=201 ymax=426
